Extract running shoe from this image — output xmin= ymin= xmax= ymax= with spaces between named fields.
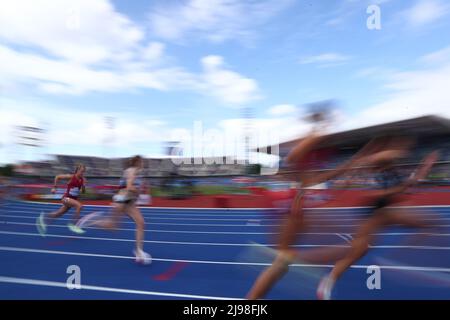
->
xmin=133 ymin=249 xmax=152 ymax=265
xmin=68 ymin=223 xmax=86 ymax=234
xmin=36 ymin=212 xmax=47 ymax=237
xmin=317 ymin=275 xmax=335 ymax=300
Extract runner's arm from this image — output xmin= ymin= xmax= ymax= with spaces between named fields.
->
xmin=52 ymin=174 xmax=72 ymax=193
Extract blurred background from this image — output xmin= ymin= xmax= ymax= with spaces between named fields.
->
xmin=1 ymin=0 xmax=450 ymax=301
xmin=1 ymin=0 xmax=450 ymax=205
xmin=2 ymin=114 xmax=449 ymax=207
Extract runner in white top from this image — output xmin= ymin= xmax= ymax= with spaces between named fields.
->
xmin=78 ymin=155 xmax=151 ymax=265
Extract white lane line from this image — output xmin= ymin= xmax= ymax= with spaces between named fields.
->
xmin=12 ymin=201 xmax=450 ymax=213
xmin=0 ymin=245 xmax=290 ymax=266
xmin=0 ymin=276 xmax=242 ymax=300
xmin=4 ymin=208 xmax=279 ymax=218
xmin=336 ymin=234 xmax=351 ymax=243
xmin=0 ymin=209 xmax=359 ymax=221
xmin=1 ymin=246 xmax=449 ymax=272
xmin=1 ymin=230 xmax=450 ymax=250
xmin=246 ymin=219 xmax=261 ymax=226
xmin=4 ymin=212 xmax=450 ymax=228
xmin=0 ymin=214 xmax=276 ymax=227
xmin=3 ymin=207 xmax=376 ymax=218
xmin=9 ymin=205 xmax=450 ymax=220
xmin=3 ymin=214 xmax=450 ymax=228
xmin=0 ymin=214 xmax=330 ymax=227
xmin=8 ymin=204 xmax=449 ymax=220
xmin=2 ymin=206 xmax=368 ymax=218
xmin=339 ymin=234 xmax=354 ymax=242
xmin=0 ymin=245 xmax=281 ymax=266
xmin=12 ymin=200 xmax=274 ymax=211
xmin=308 ymin=215 xmax=446 ymax=221
xmin=0 ymin=230 xmax=340 ymax=247
xmin=11 ymin=201 xmax=450 ymax=212
xmin=0 ymin=221 xmax=270 ymax=235
xmin=3 ymin=221 xmax=450 ymax=237
xmin=373 ymin=232 xmax=450 ymax=236
xmin=18 ymin=200 xmax=450 ymax=209
xmin=5 ymin=209 xmax=447 ymax=221
xmin=2 ymin=210 xmax=282 ymax=221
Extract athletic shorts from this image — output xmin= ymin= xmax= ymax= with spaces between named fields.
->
xmin=113 ymin=191 xmax=138 ymax=205
xmin=62 ymin=195 xmax=78 ymax=204
xmin=372 ymin=194 xmax=401 ymax=211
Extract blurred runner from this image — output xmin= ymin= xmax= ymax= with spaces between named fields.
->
xmin=36 ymin=164 xmax=87 ymax=235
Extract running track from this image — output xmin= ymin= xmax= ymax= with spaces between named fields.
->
xmin=0 ymin=201 xmax=449 ymax=300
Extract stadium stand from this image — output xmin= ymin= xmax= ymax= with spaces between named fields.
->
xmin=14 ymin=115 xmax=450 ymax=183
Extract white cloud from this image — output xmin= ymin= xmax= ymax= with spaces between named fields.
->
xmin=0 ymin=0 xmax=261 ymax=105
xmin=141 ymin=42 xmax=166 ymax=63
xmin=0 ymin=0 xmax=144 ymax=65
xmin=48 ymin=117 xmax=165 ymax=147
xmin=268 ymin=104 xmax=297 ymax=116
xmin=339 ymin=46 xmax=450 ymax=131
xmin=402 ymin=0 xmax=450 ymax=27
xmin=0 ymin=45 xmax=259 ymax=105
xmin=234 ymin=47 xmax=450 ymax=142
xmin=148 ymin=0 xmax=293 ymax=44
xmin=0 ymin=0 xmax=174 ymax=94
xmin=355 ymin=67 xmax=394 ymax=79
xmin=219 ymin=115 xmax=312 ymax=151
xmin=420 ymin=45 xmax=450 ymax=65
xmin=0 ymin=45 xmax=175 ymax=94
xmin=299 ymin=53 xmax=351 ymax=67
xmin=211 ymin=47 xmax=450 ymax=155
xmin=0 ymin=98 xmax=173 ymax=163
xmin=0 ymin=96 xmax=311 ymax=166
xmin=200 ymin=55 xmax=261 ymax=105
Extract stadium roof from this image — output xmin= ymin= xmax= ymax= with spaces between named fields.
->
xmin=257 ymin=115 xmax=450 ymax=154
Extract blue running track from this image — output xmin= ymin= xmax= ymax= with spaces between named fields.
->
xmin=0 ymin=201 xmax=449 ymax=300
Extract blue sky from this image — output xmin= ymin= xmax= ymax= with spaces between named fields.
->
xmin=1 ymin=0 xmax=450 ymax=164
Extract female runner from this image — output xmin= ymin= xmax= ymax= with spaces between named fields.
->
xmin=317 ymin=137 xmax=439 ymax=300
xmin=36 ymin=164 xmax=87 ymax=235
xmin=246 ymin=116 xmax=376 ymax=300
xmin=78 ymin=156 xmax=151 ymax=264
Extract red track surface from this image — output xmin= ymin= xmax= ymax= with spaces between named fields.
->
xmin=26 ymin=188 xmax=450 ymax=208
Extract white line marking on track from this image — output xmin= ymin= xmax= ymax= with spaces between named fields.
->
xmin=1 ymin=246 xmax=449 ymax=272
xmin=3 ymin=221 xmax=450 ymax=237
xmin=15 ymin=199 xmax=450 ymax=211
xmin=5 ymin=208 xmax=447 ymax=221
xmin=1 ymin=207 xmax=378 ymax=218
xmin=336 ymin=234 xmax=351 ymax=243
xmin=4 ymin=210 xmax=285 ymax=221
xmin=13 ymin=200 xmax=276 ymax=211
xmin=3 ymin=213 xmax=450 ymax=228
xmin=12 ymin=200 xmax=450 ymax=211
xmin=1 ymin=231 xmax=450 ymax=249
xmin=8 ymin=201 xmax=450 ymax=215
xmin=1 ymin=213 xmax=278 ymax=227
xmin=0 ymin=276 xmax=243 ymax=300
xmin=0 ymin=230 xmax=343 ymax=247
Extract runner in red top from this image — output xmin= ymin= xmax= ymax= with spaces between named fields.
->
xmin=36 ymin=164 xmax=87 ymax=235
